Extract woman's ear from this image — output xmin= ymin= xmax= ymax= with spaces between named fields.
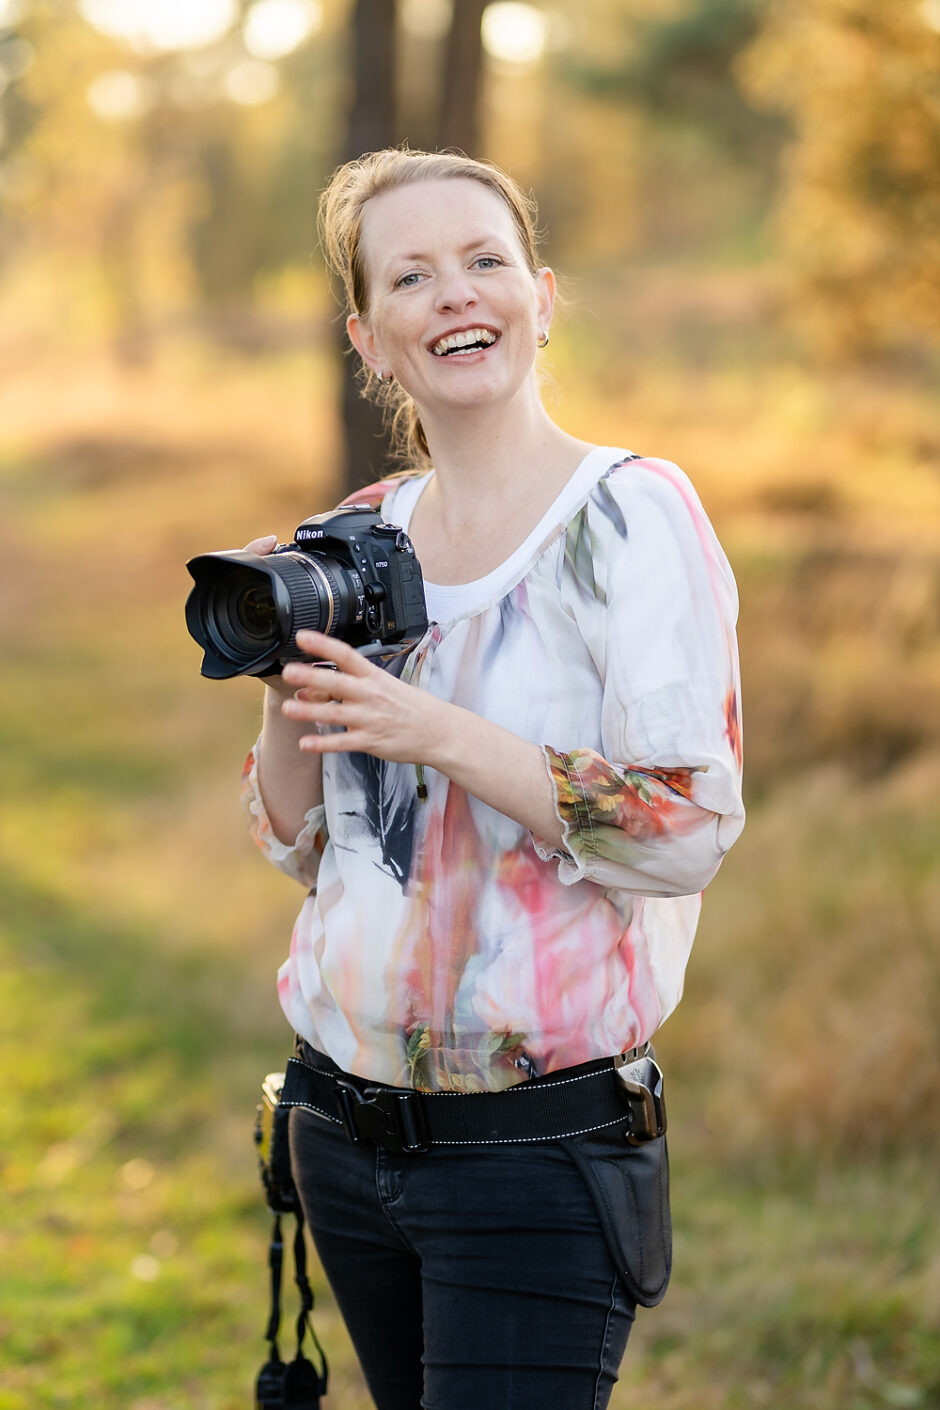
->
xmin=534 ymin=266 xmax=556 ymax=338
xmin=347 ymin=313 xmax=382 ymax=376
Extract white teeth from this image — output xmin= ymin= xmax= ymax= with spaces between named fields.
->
xmin=432 ymin=328 xmax=498 ymax=356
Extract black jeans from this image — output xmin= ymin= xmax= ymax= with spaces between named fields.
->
xmin=288 ymin=1048 xmax=670 ymax=1410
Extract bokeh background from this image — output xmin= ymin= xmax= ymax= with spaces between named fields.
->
xmin=1 ymin=2 xmax=939 ymax=1407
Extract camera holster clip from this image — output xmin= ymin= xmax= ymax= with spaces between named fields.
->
xmin=614 ymin=1054 xmax=668 ymax=1146
xmin=332 ymin=1078 xmax=430 ymax=1154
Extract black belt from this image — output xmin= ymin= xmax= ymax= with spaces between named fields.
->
xmin=278 ymin=1047 xmax=665 ymax=1155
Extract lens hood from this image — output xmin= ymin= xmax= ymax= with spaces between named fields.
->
xmin=185 ymin=550 xmax=297 ymax=679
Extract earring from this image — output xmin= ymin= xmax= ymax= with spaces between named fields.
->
xmin=537 ymin=331 xmax=550 ymax=349
xmin=377 ymin=369 xmax=392 ymax=383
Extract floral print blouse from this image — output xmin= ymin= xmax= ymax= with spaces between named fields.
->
xmin=241 ymin=446 xmax=744 ymax=1092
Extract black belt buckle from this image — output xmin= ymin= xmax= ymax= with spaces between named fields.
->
xmin=615 ymin=1055 xmax=667 ymax=1146
xmin=332 ymin=1078 xmax=430 ymax=1154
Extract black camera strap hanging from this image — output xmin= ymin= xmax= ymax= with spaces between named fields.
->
xmin=255 ymin=1075 xmax=328 ymax=1410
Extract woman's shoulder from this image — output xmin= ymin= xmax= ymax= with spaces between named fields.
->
xmin=590 ymin=453 xmax=713 ymax=532
xmin=596 ymin=452 xmax=696 ymax=497
xmin=338 ymin=469 xmax=427 ymax=515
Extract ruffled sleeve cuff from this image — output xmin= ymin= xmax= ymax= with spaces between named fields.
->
xmin=240 ymin=741 xmax=328 ymax=889
xmin=532 ymin=744 xmax=741 ymax=897
xmin=530 ymin=746 xmax=592 ymax=886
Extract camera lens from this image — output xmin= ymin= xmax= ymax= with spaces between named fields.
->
xmin=217 ymin=569 xmax=280 ymax=654
xmin=233 ymin=582 xmax=277 ymax=640
xmin=187 ymin=550 xmax=358 ymax=677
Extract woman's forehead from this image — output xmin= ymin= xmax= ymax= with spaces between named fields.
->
xmin=359 ymin=178 xmax=520 ymax=270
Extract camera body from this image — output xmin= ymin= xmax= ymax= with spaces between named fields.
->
xmin=185 ymin=506 xmax=428 ymax=680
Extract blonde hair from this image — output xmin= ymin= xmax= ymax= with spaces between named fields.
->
xmin=317 ymin=147 xmax=543 ymax=470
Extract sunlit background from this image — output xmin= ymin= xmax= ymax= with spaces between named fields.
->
xmin=1 ymin=2 xmax=938 ymax=1408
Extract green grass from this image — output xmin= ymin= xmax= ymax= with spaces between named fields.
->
xmin=627 ymin=1157 xmax=940 ymax=1409
xmin=0 ymin=861 xmax=363 ymax=1410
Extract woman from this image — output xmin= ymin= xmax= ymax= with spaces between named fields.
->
xmin=241 ymin=148 xmax=744 ymax=1410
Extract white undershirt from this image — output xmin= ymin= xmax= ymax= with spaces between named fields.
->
xmin=386 ymin=445 xmax=623 ymax=623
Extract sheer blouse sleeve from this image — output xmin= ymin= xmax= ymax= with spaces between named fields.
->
xmin=532 ymin=457 xmax=745 ymax=897
xmin=240 ymin=741 xmax=329 ymax=889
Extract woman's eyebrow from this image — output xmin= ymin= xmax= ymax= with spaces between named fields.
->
xmin=383 ymin=235 xmax=509 ymax=274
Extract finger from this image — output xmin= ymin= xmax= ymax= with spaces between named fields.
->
xmin=281 ymin=661 xmax=330 ymax=690
xmin=282 ymin=662 xmax=361 ymax=699
xmin=294 ymin=630 xmax=374 ymax=675
xmin=281 ymin=696 xmax=350 ymax=726
xmin=299 ymin=729 xmax=363 ymax=754
xmin=243 ymin=534 xmax=278 ymax=554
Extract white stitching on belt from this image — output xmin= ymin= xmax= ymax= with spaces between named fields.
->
xmin=280 ymin=1099 xmax=341 ymax=1125
xmin=279 ymin=1101 xmax=626 ymax=1144
xmin=431 ymin=1114 xmax=627 ymax=1144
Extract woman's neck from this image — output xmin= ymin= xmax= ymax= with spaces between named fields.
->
xmin=401 ymin=388 xmax=596 ymax=585
xmin=418 ymin=390 xmax=591 ymax=528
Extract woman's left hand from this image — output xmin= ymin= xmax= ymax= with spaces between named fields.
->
xmin=280 ymin=630 xmax=445 ymax=764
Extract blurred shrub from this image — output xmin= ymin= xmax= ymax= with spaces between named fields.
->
xmin=740 ymin=0 xmax=940 ymax=361
xmin=667 ymin=747 xmax=940 ymax=1161
xmin=739 ymin=543 xmax=940 ymax=788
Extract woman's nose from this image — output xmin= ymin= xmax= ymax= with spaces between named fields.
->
xmin=435 ymin=269 xmax=478 ymax=313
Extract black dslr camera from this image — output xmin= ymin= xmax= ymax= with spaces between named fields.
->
xmin=185 ymin=506 xmax=428 ymax=679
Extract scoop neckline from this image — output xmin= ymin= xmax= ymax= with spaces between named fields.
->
xmin=384 ymin=444 xmax=628 ymax=623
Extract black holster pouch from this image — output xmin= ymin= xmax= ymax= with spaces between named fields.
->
xmin=558 ymin=1054 xmax=672 ymax=1308
xmin=254 ymin=1074 xmax=329 ymax=1409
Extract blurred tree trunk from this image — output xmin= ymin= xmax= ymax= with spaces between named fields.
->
xmin=340 ymin=0 xmax=399 ymax=494
xmin=338 ymin=0 xmax=490 ymax=495
xmin=437 ymin=0 xmax=487 ymax=155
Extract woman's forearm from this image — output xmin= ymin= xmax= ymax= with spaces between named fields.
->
xmin=257 ymin=683 xmax=325 ymax=845
xmin=280 ymin=632 xmax=564 ymax=849
xmin=423 ymin=704 xmax=565 ymax=849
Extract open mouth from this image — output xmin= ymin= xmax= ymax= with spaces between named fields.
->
xmin=431 ymin=328 xmax=500 ymax=358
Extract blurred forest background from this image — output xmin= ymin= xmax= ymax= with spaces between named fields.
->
xmin=1 ymin=1 xmax=939 ymax=1407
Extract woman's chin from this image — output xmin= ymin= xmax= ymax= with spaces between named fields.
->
xmin=419 ymin=366 xmax=528 ymax=417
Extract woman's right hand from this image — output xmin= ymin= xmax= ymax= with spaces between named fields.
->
xmin=243 ymin=534 xmax=293 ymax=694
xmin=244 ymin=532 xmax=326 ymax=838
xmin=244 ymin=533 xmax=279 ymax=555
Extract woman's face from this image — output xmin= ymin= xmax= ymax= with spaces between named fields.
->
xmin=347 ymin=178 xmax=554 ymax=424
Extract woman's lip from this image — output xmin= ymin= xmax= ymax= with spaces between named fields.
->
xmin=427 ymin=326 xmax=501 ymax=352
xmin=427 ymin=341 xmax=499 ymax=365
xmin=427 ymin=330 xmax=502 ymax=359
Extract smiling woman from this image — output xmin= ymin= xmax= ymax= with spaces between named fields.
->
xmin=341 ymin=177 xmax=556 ymax=477
xmin=235 ymin=147 xmax=745 ymax=1410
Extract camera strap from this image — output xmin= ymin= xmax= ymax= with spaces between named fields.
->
xmin=257 ymin=1204 xmax=328 ymax=1409
xmin=255 ymin=1082 xmax=329 ymax=1410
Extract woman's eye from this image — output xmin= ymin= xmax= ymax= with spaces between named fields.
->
xmin=473 ymin=256 xmax=502 ymax=270
xmin=396 ymin=271 xmax=424 ymax=288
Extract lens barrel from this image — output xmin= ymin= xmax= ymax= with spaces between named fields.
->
xmin=186 ymin=549 xmax=357 ymax=679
